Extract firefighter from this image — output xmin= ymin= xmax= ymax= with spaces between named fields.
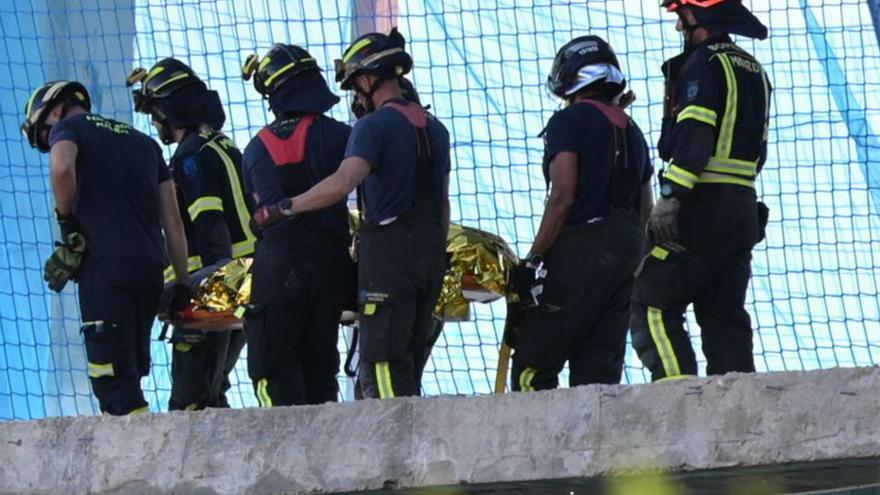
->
xmin=22 ymin=80 xmax=190 ymax=415
xmin=509 ymin=36 xmax=654 ymax=391
xmin=241 ymin=43 xmax=353 ymax=406
xmin=632 ymin=0 xmax=772 ymax=380
xmin=252 ymin=28 xmax=451 ymax=399
xmin=128 ymin=58 xmax=254 ymax=410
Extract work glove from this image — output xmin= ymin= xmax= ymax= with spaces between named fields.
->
xmin=509 ymin=255 xmax=547 ymax=307
xmin=159 ymin=282 xmax=193 ymax=315
xmin=252 ymin=198 xmax=295 ymax=231
xmin=648 ymin=196 xmax=682 ymax=244
xmin=43 ymin=231 xmax=87 ymax=293
xmin=502 ymin=300 xmax=528 ymax=348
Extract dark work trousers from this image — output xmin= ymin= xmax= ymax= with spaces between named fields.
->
xmin=245 ymin=222 xmax=350 ymax=407
xmin=168 ymin=327 xmax=246 ymax=410
xmin=631 ymin=184 xmax=760 ymax=381
xmin=511 ymin=211 xmax=644 ymax=391
xmin=78 ymin=255 xmax=163 ymax=415
xmin=357 ymin=215 xmax=446 ymax=399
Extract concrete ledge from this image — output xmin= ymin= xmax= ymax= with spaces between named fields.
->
xmin=1 ymin=367 xmax=879 ymax=494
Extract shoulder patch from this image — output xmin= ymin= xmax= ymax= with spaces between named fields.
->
xmin=181 ymin=155 xmax=199 ymax=180
xmin=685 ymin=80 xmax=700 ymax=101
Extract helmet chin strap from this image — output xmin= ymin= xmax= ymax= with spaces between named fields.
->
xmin=678 ymin=11 xmax=701 ymax=49
xmin=154 ymin=114 xmax=175 ymax=145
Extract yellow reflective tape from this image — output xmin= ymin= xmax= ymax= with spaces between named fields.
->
xmin=204 ymin=139 xmax=257 ymax=253
xmin=164 ymin=255 xmax=203 ymax=283
xmin=665 ymin=164 xmax=699 ymax=190
xmin=263 ymin=62 xmax=296 ymax=88
xmin=258 ymin=55 xmax=272 ymax=71
xmin=174 ymin=342 xmax=192 ymax=353
xmin=364 ymin=303 xmax=377 ymax=316
xmin=145 ymin=65 xmax=165 ymax=83
xmin=233 ymin=306 xmax=246 ymax=319
xmin=704 ymin=157 xmax=758 ymax=177
xmin=187 ymin=196 xmax=223 ymax=221
xmin=87 ymin=362 xmax=114 ymax=378
xmin=647 ymin=307 xmax=681 ymax=378
xmin=343 ymin=38 xmax=373 ymax=63
xmin=650 ymin=247 xmax=669 ymax=261
xmin=697 ymin=174 xmax=756 ymax=188
xmin=184 ymin=403 xmax=199 ymax=411
xmin=232 ymin=239 xmax=255 ymax=258
xmin=676 ymin=105 xmax=717 ymax=127
xmin=519 ymin=367 xmax=537 ymax=392
xmin=25 ymin=86 xmax=43 ymax=118
xmin=257 ymin=378 xmax=273 ymax=407
xmin=128 ymin=406 xmax=150 ymax=415
xmin=716 ymin=54 xmax=738 ymax=159
xmin=152 ymin=72 xmax=190 ymax=93
xmin=375 ymin=362 xmax=395 ymax=399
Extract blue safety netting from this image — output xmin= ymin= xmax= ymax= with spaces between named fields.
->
xmin=1 ymin=0 xmax=878 ymax=419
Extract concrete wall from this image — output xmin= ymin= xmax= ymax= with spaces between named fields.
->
xmin=1 ymin=366 xmax=879 ymax=494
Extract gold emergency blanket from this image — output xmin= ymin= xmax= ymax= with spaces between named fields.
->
xmin=192 ymin=258 xmax=253 ymax=312
xmin=185 ymin=220 xmax=517 ymax=322
xmin=434 ymin=224 xmax=519 ymax=321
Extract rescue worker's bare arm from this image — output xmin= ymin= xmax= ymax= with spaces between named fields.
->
xmin=49 ymin=140 xmax=78 ymax=216
xmin=291 ymin=156 xmax=371 ymax=214
xmin=158 ymin=180 xmax=190 ymax=284
xmin=640 ymin=182 xmax=654 ymax=229
xmin=528 ymin=151 xmax=577 ymax=256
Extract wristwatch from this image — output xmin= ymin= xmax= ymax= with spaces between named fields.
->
xmin=279 ymin=198 xmax=295 ymax=217
xmin=525 ymin=253 xmax=544 ymax=267
xmin=660 ymin=183 xmax=676 ymax=199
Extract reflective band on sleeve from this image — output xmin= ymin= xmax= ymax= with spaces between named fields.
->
xmin=375 ymin=362 xmax=396 ymax=399
xmin=257 ymin=378 xmax=273 ymax=407
xmin=697 ymin=172 xmax=756 ymax=188
xmin=204 ymin=139 xmax=257 ymax=257
xmin=164 ymin=256 xmax=203 ymax=283
xmin=87 ymin=362 xmax=115 ymax=378
xmin=231 ymin=239 xmax=255 ymax=258
xmin=704 ymin=157 xmax=758 ymax=178
xmin=187 ymin=196 xmax=223 ymax=221
xmin=647 ymin=307 xmax=681 ymax=378
xmin=676 ymin=105 xmax=718 ymax=127
xmin=650 ymin=247 xmax=670 ymax=260
xmin=715 ymin=54 xmax=739 ymax=160
xmin=519 ymin=367 xmax=537 ymax=392
xmin=665 ymin=164 xmax=700 ymax=190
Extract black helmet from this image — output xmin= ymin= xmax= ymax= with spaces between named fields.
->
xmin=127 ymin=58 xmax=202 ymax=113
xmin=21 ymin=81 xmax=91 ymax=152
xmin=660 ymin=0 xmax=768 ymax=40
xmin=242 ymin=44 xmax=320 ymax=96
xmin=335 ymin=27 xmax=413 ymax=90
xmin=547 ymin=36 xmax=621 ymax=99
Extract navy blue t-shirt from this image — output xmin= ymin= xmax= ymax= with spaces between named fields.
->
xmin=542 ymin=102 xmax=652 ymax=225
xmin=344 ymin=100 xmax=450 ymax=224
xmin=243 ymin=114 xmax=352 ymax=239
xmin=49 ymin=113 xmax=170 ymax=262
